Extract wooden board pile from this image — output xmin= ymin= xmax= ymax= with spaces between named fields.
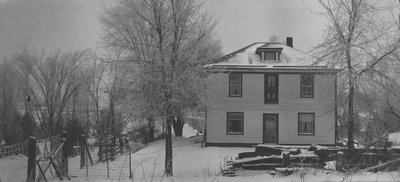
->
xmin=227 ymin=145 xmax=332 ymax=171
xmin=226 ymin=144 xmax=400 ymax=174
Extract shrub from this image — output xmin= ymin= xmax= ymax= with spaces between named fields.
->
xmin=65 ymin=118 xmax=85 ymax=156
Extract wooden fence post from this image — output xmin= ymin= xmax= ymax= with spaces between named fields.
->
xmin=80 ymin=135 xmax=86 ymax=169
xmin=106 ymin=146 xmax=110 ymax=178
xmin=99 ymin=139 xmax=103 ymax=162
xmin=60 ymin=130 xmax=70 ymax=179
xmin=128 ymin=137 xmax=132 ymax=179
xmin=85 ymin=139 xmax=88 ymax=177
xmin=27 ymin=137 xmax=37 ymax=182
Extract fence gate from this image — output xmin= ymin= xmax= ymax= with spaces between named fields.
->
xmin=36 ymin=134 xmax=69 ymax=182
xmin=0 ymin=132 xmax=70 ymax=182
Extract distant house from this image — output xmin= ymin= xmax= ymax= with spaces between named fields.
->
xmin=388 ymin=132 xmax=400 ymax=148
xmin=204 ymin=38 xmax=341 ymax=146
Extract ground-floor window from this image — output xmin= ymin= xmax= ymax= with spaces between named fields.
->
xmin=227 ymin=112 xmax=244 ymax=135
xmin=298 ymin=113 xmax=315 ymax=135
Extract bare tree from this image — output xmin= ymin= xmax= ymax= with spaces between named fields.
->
xmin=314 ymin=0 xmax=400 ymax=148
xmin=0 ymin=58 xmax=20 ymax=144
xmin=14 ymin=49 xmax=88 ymax=136
xmin=102 ymin=52 xmax=134 ymax=141
xmin=268 ymin=35 xmax=280 ymax=43
xmin=80 ymin=50 xmax=108 ymax=139
xmin=101 ymin=0 xmax=221 ymax=176
xmin=80 ymin=49 xmax=136 ymax=146
xmin=362 ymin=46 xmax=400 ymax=147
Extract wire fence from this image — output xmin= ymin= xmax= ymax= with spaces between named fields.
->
xmin=0 ymin=134 xmax=65 ymax=182
xmin=0 ymin=140 xmax=29 ymax=182
xmin=0 ymin=140 xmax=29 ymax=158
xmin=68 ymin=140 xmax=133 ymax=180
xmin=0 ymin=132 xmax=136 ymax=181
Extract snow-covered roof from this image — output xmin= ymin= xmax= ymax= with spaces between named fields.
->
xmin=205 ymin=42 xmax=340 ymax=73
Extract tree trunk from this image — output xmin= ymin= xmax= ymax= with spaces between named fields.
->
xmin=147 ymin=116 xmax=155 ymax=142
xmin=173 ymin=113 xmax=184 ymax=137
xmin=111 ymin=99 xmax=116 ymax=147
xmin=347 ymin=82 xmax=355 ymax=148
xmin=72 ymin=88 xmax=79 ymax=119
xmin=164 ymin=107 xmax=173 ymax=176
xmin=347 ymin=48 xmax=355 ymax=149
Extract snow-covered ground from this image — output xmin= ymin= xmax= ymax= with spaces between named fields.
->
xmin=0 ymin=155 xmax=27 ymax=182
xmin=2 ymin=124 xmax=400 ymax=182
xmin=66 ymin=136 xmax=400 ymax=182
xmin=67 ymin=135 xmax=252 ymax=182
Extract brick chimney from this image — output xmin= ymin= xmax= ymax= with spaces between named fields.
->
xmin=286 ymin=37 xmax=293 ymax=48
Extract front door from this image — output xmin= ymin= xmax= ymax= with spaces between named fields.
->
xmin=263 ymin=114 xmax=278 ymax=143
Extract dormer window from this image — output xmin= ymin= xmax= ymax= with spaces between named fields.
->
xmin=262 ymin=52 xmax=278 ymax=61
xmin=256 ymin=47 xmax=283 ymax=61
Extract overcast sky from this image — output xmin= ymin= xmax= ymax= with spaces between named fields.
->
xmin=0 ymin=0 xmax=327 ymax=60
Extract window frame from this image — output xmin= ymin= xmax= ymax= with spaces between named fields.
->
xmin=298 ymin=113 xmax=315 ymax=135
xmin=300 ymin=74 xmax=314 ymax=98
xmin=263 ymin=52 xmax=276 ymax=61
xmin=226 ymin=112 xmax=244 ymax=135
xmin=264 ymin=74 xmax=279 ymax=104
xmin=258 ymin=51 xmax=280 ymax=61
xmin=229 ymin=73 xmax=242 ymax=97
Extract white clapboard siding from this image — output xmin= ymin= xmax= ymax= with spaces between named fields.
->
xmin=206 ymin=73 xmax=336 ymax=145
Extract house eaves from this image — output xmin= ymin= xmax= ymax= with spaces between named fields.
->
xmin=204 ymin=64 xmax=342 ymax=73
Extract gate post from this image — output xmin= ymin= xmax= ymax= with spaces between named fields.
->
xmin=106 ymin=146 xmax=110 ymax=178
xmin=60 ymin=130 xmax=70 ymax=179
xmin=99 ymin=139 xmax=103 ymax=162
xmin=80 ymin=135 xmax=86 ymax=168
xmin=85 ymin=136 xmax=88 ymax=177
xmin=27 ymin=137 xmax=37 ymax=182
xmin=129 ymin=139 xmax=132 ymax=179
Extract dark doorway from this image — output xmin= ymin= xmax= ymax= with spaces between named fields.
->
xmin=263 ymin=114 xmax=278 ymax=143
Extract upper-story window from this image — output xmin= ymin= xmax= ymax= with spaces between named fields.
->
xmin=229 ymin=73 xmax=242 ymax=97
xmin=261 ymin=52 xmax=278 ymax=61
xmin=256 ymin=47 xmax=282 ymax=61
xmin=301 ymin=74 xmax=314 ymax=98
xmin=265 ymin=74 xmax=278 ymax=103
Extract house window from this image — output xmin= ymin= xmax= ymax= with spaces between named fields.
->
xmin=264 ymin=52 xmax=277 ymax=60
xmin=298 ymin=113 xmax=315 ymax=135
xmin=259 ymin=52 xmax=278 ymax=61
xmin=229 ymin=73 xmax=242 ymax=97
xmin=256 ymin=47 xmax=282 ymax=61
xmin=301 ymin=74 xmax=314 ymax=98
xmin=227 ymin=112 xmax=244 ymax=135
xmin=265 ymin=74 xmax=278 ymax=103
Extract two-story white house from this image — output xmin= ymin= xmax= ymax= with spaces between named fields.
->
xmin=204 ymin=38 xmax=340 ymax=146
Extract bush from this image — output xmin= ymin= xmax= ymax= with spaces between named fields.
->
xmin=3 ymin=113 xmax=24 ymax=145
xmin=20 ymin=112 xmax=36 ymax=139
xmin=65 ymin=118 xmax=85 ymax=156
xmin=127 ymin=124 xmax=163 ymax=144
xmin=3 ymin=112 xmax=37 ymax=145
